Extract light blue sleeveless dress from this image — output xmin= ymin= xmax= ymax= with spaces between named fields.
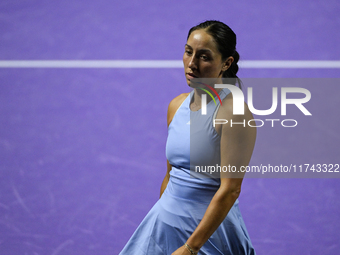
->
xmin=120 ymin=89 xmax=255 ymax=255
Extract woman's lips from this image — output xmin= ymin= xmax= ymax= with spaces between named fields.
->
xmin=186 ymin=73 xmax=198 ymax=79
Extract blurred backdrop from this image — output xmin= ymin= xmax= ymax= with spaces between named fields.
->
xmin=0 ymin=0 xmax=340 ymax=254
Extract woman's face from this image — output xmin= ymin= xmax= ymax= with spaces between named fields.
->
xmin=183 ymin=29 xmax=228 ymax=86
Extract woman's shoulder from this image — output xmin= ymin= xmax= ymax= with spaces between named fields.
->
xmin=167 ymin=93 xmax=190 ymax=126
xmin=169 ymin=93 xmax=189 ymax=107
xmin=218 ymin=91 xmax=253 ymax=120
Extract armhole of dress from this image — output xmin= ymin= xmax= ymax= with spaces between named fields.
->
xmin=212 ymin=104 xmax=221 ymax=124
xmin=168 ymin=94 xmax=189 ymax=129
xmin=212 ymin=89 xmax=227 ymax=133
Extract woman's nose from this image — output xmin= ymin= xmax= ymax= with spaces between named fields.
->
xmin=188 ymin=55 xmax=197 ymax=70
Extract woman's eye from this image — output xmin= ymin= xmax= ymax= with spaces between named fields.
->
xmin=185 ymin=50 xmax=192 ymax=55
xmin=200 ymin=55 xmax=208 ymax=60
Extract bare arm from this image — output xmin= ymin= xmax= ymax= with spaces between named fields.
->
xmin=160 ymin=93 xmax=189 ymax=198
xmin=177 ymin=94 xmax=257 ymax=253
xmin=160 ymin=160 xmax=172 ymax=198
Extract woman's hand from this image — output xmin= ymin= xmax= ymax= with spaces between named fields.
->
xmin=171 ymin=245 xmax=194 ymax=255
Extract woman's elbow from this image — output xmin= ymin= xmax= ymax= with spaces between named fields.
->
xmin=219 ymin=180 xmax=242 ymax=200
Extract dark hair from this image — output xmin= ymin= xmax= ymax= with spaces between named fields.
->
xmin=187 ymin=20 xmax=241 ymax=88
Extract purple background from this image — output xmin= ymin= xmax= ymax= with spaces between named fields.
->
xmin=1 ymin=0 xmax=340 ymax=254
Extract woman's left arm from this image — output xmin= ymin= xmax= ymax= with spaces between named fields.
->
xmin=172 ymin=96 xmax=256 ymax=255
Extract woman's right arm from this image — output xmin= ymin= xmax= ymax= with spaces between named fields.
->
xmin=159 ymin=93 xmax=189 ymax=198
xmin=159 ymin=160 xmax=172 ymax=198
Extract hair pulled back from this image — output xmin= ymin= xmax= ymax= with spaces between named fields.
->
xmin=187 ymin=20 xmax=241 ymax=87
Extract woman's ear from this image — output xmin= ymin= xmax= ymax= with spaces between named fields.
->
xmin=222 ymin=56 xmax=234 ymax=71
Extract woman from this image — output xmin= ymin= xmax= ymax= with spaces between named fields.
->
xmin=120 ymin=20 xmax=256 ymax=255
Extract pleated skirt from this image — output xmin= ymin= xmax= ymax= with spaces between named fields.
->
xmin=119 ymin=176 xmax=256 ymax=255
